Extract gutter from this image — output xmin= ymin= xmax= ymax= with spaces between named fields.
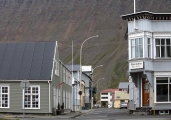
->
xmin=48 ymin=81 xmax=51 ymax=113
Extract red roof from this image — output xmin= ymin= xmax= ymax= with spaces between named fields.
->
xmin=100 ymin=89 xmax=119 ymax=93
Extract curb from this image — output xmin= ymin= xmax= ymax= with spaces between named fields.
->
xmin=70 ymin=113 xmax=83 ymax=118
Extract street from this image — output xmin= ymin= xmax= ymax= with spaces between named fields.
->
xmin=22 ymin=108 xmax=171 ymax=120
xmin=75 ymin=108 xmax=171 ymax=120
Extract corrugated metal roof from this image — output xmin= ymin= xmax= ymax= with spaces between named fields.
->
xmin=118 ymin=82 xmax=129 ymax=89
xmin=0 ymin=42 xmax=56 ymax=80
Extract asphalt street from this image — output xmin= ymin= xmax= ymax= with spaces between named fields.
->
xmin=9 ymin=108 xmax=171 ymax=120
xmin=75 ymin=108 xmax=171 ymax=120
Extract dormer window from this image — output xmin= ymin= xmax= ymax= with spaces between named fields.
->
xmin=155 ymin=38 xmax=171 ymax=58
xmin=131 ymin=38 xmax=143 ymax=59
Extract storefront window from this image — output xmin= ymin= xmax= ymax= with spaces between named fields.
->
xmin=156 ymin=77 xmax=171 ymax=102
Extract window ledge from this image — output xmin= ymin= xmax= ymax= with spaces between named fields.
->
xmin=22 ymin=108 xmax=40 ymax=109
xmin=154 ymin=102 xmax=171 ymax=103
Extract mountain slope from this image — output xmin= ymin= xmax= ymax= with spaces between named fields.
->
xmin=0 ymin=0 xmax=171 ymax=90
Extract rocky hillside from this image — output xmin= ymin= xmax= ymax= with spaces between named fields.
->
xmin=0 ymin=0 xmax=171 ymax=90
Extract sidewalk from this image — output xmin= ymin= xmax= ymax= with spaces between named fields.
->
xmin=1 ymin=109 xmax=93 ymax=119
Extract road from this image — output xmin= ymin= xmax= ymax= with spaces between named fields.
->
xmin=75 ymin=108 xmax=171 ymax=120
xmin=18 ymin=108 xmax=171 ymax=120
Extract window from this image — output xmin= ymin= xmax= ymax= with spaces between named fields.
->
xmin=156 ymin=38 xmax=171 ymax=58
xmin=156 ymin=77 xmax=171 ymax=102
xmin=0 ymin=86 xmax=9 ymax=108
xmin=58 ymin=89 xmax=60 ymax=103
xmin=24 ymin=86 xmax=40 ymax=109
xmin=101 ymin=93 xmax=108 ymax=95
xmin=55 ymin=61 xmax=59 ymax=76
xmin=147 ymin=38 xmax=151 ymax=58
xmin=63 ymin=69 xmax=66 ymax=82
xmin=101 ymin=97 xmax=108 ymax=99
xmin=131 ymin=38 xmax=143 ymax=59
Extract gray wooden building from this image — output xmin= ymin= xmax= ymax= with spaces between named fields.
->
xmin=66 ymin=65 xmax=92 ymax=111
xmin=122 ymin=11 xmax=171 ymax=114
xmin=0 ymin=41 xmax=72 ymax=114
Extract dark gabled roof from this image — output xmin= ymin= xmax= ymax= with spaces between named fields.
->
xmin=121 ymin=11 xmax=171 ymax=21
xmin=0 ymin=41 xmax=56 ymax=80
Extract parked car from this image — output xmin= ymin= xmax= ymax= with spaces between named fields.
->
xmin=94 ymin=104 xmax=100 ymax=108
xmin=120 ymin=102 xmax=127 ymax=109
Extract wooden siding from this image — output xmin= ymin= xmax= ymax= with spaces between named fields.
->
xmin=0 ymin=81 xmax=49 ymax=113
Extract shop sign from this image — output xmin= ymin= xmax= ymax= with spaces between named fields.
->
xmin=130 ymin=61 xmax=143 ymax=69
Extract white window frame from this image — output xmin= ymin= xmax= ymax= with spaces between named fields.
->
xmin=63 ymin=90 xmax=65 ymax=108
xmin=0 ymin=86 xmax=10 ymax=108
xmin=154 ymin=77 xmax=171 ymax=103
xmin=58 ymin=89 xmax=60 ymax=104
xmin=130 ymin=38 xmax=143 ymax=59
xmin=63 ymin=69 xmax=66 ymax=83
xmin=23 ymin=86 xmax=40 ymax=109
xmin=147 ymin=38 xmax=151 ymax=58
xmin=155 ymin=38 xmax=171 ymax=58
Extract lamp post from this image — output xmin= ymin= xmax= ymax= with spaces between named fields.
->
xmin=91 ymin=65 xmax=103 ymax=109
xmin=96 ymin=78 xmax=105 ymax=100
xmin=79 ymin=35 xmax=98 ymax=111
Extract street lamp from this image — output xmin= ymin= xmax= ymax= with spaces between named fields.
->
xmin=96 ymin=78 xmax=105 ymax=100
xmin=79 ymin=35 xmax=98 ymax=111
xmin=91 ymin=65 xmax=103 ymax=109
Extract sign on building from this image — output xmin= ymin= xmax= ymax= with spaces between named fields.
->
xmin=82 ymin=66 xmax=92 ymax=72
xmin=129 ymin=61 xmax=143 ymax=69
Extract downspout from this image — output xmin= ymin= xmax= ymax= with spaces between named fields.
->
xmin=48 ymin=81 xmax=51 ymax=113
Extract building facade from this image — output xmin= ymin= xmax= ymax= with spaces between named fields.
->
xmin=122 ymin=11 xmax=171 ymax=114
xmin=100 ymin=89 xmax=118 ymax=108
xmin=0 ymin=41 xmax=72 ymax=114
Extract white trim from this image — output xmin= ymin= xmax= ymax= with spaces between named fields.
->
xmin=153 ymin=33 xmax=171 ymax=37
xmin=0 ymin=86 xmax=10 ymax=108
xmin=48 ymin=81 xmax=51 ymax=112
xmin=22 ymin=85 xmax=40 ymax=109
xmin=0 ymin=80 xmax=50 ymax=81
xmin=129 ymin=32 xmax=144 ymax=38
xmin=51 ymin=41 xmax=58 ymax=81
xmin=154 ymin=72 xmax=171 ymax=76
xmin=154 ymin=76 xmax=171 ymax=103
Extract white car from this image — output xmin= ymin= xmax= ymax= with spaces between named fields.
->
xmin=120 ymin=102 xmax=127 ymax=109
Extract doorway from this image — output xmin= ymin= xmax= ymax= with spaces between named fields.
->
xmin=142 ymin=79 xmax=149 ymax=106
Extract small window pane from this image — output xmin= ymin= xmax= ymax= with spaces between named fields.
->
xmin=135 ymin=38 xmax=138 ymax=46
xmin=161 ymin=39 xmax=165 ymax=45
xmin=156 ymin=46 xmax=160 ymax=57
xmin=156 ymin=84 xmax=168 ymax=102
xmin=148 ymin=38 xmax=150 ymax=44
xmin=156 ymin=39 xmax=160 ymax=45
xmin=131 ymin=46 xmax=135 ymax=58
xmin=166 ymin=39 xmax=171 ymax=45
xmin=167 ymin=46 xmax=171 ymax=57
xmin=161 ymin=46 xmax=165 ymax=57
xmin=169 ymin=84 xmax=171 ymax=102
xmin=131 ymin=39 xmax=135 ymax=46
xmin=140 ymin=45 xmax=143 ymax=57
xmin=157 ymin=80 xmax=168 ymax=83
xmin=139 ymin=38 xmax=143 ymax=44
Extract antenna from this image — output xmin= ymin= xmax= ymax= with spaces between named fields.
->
xmin=134 ymin=0 xmax=138 ymax=30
